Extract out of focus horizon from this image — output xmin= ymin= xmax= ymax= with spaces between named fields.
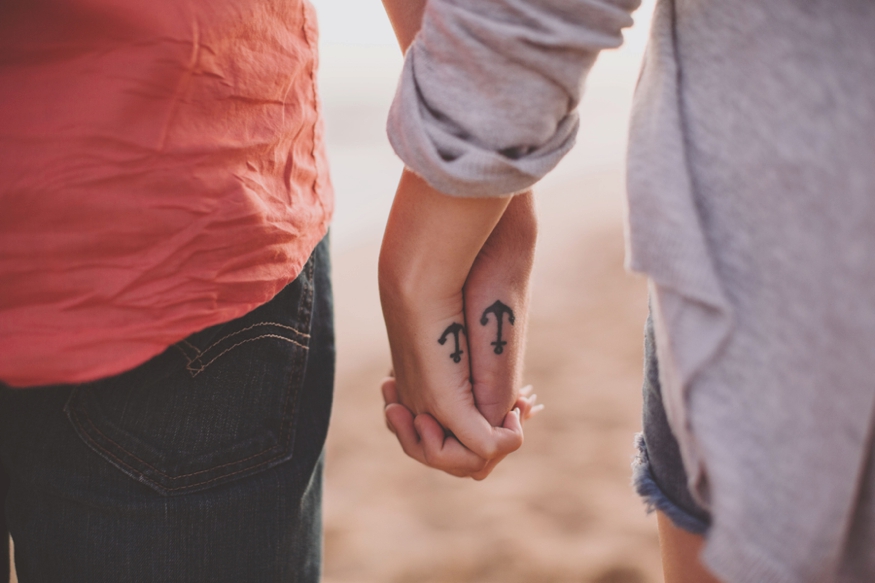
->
xmin=310 ymin=0 xmax=652 ymax=49
xmin=313 ymin=2 xmax=663 ymax=583
xmin=311 ymin=0 xmax=655 ymax=251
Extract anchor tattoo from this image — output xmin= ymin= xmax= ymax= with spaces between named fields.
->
xmin=480 ymin=300 xmax=515 ymax=355
xmin=438 ymin=322 xmax=467 ymax=363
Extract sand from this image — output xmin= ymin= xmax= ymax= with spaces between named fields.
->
xmin=7 ymin=10 xmax=662 ymax=580
xmin=320 ymin=26 xmax=661 ymax=582
xmin=324 ymin=166 xmax=658 ymax=583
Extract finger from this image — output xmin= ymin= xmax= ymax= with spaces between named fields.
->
xmin=514 ymin=394 xmax=543 ymax=422
xmin=414 ymin=414 xmax=489 ymax=476
xmin=440 ymin=399 xmax=524 ymax=461
xmin=385 ymin=403 xmax=428 ymax=466
xmin=381 ymin=377 xmax=399 ymax=406
xmin=382 ymin=378 xmax=400 ymax=432
xmin=514 ymin=395 xmax=532 ymax=417
xmin=385 ymin=405 xmax=396 ymax=434
xmin=470 ymin=407 xmax=524 ymax=480
xmin=471 ymin=457 xmax=501 ymax=481
xmin=520 ymin=384 xmax=534 ymax=398
xmin=464 ymin=296 xmax=521 ymax=426
xmin=503 ymin=407 xmax=523 ymax=435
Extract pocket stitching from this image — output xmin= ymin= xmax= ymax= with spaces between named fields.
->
xmin=67 ymin=254 xmax=317 ymax=493
xmin=199 ymin=321 xmax=311 ymax=354
xmin=73 ymin=420 xmax=293 ymax=492
xmin=68 ymin=338 xmax=307 ymax=491
xmin=173 ymin=321 xmax=311 ymax=377
xmin=180 ymin=339 xmax=202 ymax=355
xmin=186 ymin=333 xmax=309 ymax=377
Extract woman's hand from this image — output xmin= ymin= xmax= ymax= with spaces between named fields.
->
xmin=379 ymin=172 xmax=541 ymax=478
xmin=464 ymin=192 xmax=537 ymax=427
xmin=379 ymin=170 xmax=524 ymax=477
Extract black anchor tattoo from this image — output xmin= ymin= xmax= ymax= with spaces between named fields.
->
xmin=480 ymin=300 xmax=515 ymax=355
xmin=438 ymin=322 xmax=467 ymax=363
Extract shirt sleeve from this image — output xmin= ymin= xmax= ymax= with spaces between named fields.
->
xmin=386 ymin=0 xmax=641 ymax=197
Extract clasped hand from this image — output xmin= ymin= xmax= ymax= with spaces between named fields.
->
xmin=379 ymin=171 xmax=542 ymax=479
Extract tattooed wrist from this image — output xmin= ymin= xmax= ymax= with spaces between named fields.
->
xmin=438 ymin=322 xmax=466 ymax=363
xmin=437 ymin=300 xmax=516 ymax=361
xmin=480 ymin=300 xmax=515 ymax=355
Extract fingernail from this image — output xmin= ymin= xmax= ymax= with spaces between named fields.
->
xmin=531 ymin=404 xmax=545 ymax=414
xmin=520 ymin=384 xmax=534 ymax=396
xmin=513 ymin=407 xmax=521 ymax=417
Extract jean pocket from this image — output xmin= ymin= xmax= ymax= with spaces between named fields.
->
xmin=64 ymin=258 xmax=316 ymax=496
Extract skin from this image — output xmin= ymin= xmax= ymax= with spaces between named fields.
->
xmin=381 ymin=0 xmax=426 ymax=52
xmin=464 ymin=193 xmax=536 ymax=427
xmin=657 ymin=512 xmax=723 ymax=583
xmin=378 ymin=0 xmax=715 ymax=579
xmin=379 ymin=170 xmax=536 ymax=478
xmin=379 ymin=0 xmax=540 ymax=480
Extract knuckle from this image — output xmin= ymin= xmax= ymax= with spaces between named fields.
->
xmin=479 ymin=442 xmax=499 ymax=460
xmin=422 ymin=445 xmax=439 ymax=468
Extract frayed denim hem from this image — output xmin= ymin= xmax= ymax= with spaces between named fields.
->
xmin=632 ymin=432 xmax=709 ymax=535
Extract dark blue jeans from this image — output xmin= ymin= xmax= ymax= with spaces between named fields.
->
xmin=632 ymin=313 xmax=711 ymax=535
xmin=0 ymin=237 xmax=334 ymax=583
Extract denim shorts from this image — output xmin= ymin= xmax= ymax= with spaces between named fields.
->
xmin=632 ymin=314 xmax=712 ymax=535
xmin=0 ymin=237 xmax=334 ymax=583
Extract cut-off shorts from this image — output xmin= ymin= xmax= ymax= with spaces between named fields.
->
xmin=632 ymin=314 xmax=712 ymax=535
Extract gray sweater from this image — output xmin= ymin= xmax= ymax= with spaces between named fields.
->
xmin=387 ymin=0 xmax=875 ymax=581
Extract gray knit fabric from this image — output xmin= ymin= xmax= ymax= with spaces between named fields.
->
xmin=387 ymin=0 xmax=875 ymax=580
xmin=636 ymin=2 xmax=875 ymax=582
xmin=387 ymin=0 xmax=639 ymax=197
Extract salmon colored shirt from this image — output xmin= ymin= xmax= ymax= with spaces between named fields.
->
xmin=0 ymin=0 xmax=333 ymax=387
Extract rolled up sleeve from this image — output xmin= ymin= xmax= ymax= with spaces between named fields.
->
xmin=387 ymin=0 xmax=641 ymax=197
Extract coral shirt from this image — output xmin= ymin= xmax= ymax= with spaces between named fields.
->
xmin=0 ymin=0 xmax=333 ymax=387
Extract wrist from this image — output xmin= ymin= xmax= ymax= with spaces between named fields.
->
xmin=379 ymin=170 xmax=511 ymax=304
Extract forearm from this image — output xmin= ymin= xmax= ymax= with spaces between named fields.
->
xmin=381 ymin=0 xmax=426 ymax=53
xmin=379 ymin=169 xmax=510 ymax=312
xmin=463 ymin=192 xmax=536 ymax=426
xmin=377 ymin=174 xmax=537 ymax=476
xmin=386 ymin=0 xmax=640 ymax=198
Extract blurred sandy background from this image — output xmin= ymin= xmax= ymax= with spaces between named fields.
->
xmin=314 ymin=1 xmax=661 ymax=582
xmin=6 ymin=2 xmax=659 ymax=581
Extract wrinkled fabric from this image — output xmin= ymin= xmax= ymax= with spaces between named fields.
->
xmin=387 ymin=0 xmax=640 ymax=197
xmin=386 ymin=0 xmax=875 ymax=580
xmin=0 ymin=0 xmax=333 ymax=387
xmin=633 ymin=2 xmax=875 ymax=582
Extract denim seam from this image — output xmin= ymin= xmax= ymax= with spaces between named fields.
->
xmin=65 ymin=258 xmax=315 ymax=492
xmin=186 ymin=334 xmax=309 ymax=377
xmin=180 ymin=339 xmax=201 ymax=355
xmin=171 ymin=322 xmax=310 ymax=377
xmin=171 ymin=344 xmax=191 ymax=358
xmin=72 ymin=372 xmax=298 ymax=484
xmin=200 ymin=321 xmax=311 ymax=353
xmin=68 ymin=338 xmax=306 ymax=491
xmin=632 ymin=432 xmax=710 ymax=534
xmin=72 ymin=417 xmax=290 ymax=491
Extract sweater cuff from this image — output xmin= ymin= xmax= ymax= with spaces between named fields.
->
xmin=386 ymin=49 xmax=579 ymax=198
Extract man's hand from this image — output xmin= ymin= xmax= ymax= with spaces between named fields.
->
xmin=464 ymin=192 xmax=537 ymax=427
xmin=382 ymin=379 xmax=542 ymax=480
xmin=378 ymin=1 xmax=541 ymax=479
xmin=379 ymin=172 xmax=541 ymax=479
xmin=379 ymin=170 xmax=525 ymax=477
